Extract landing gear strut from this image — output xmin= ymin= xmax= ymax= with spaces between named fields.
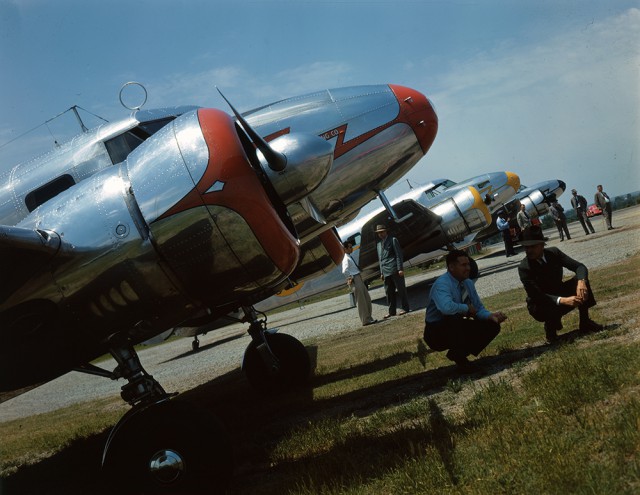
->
xmin=241 ymin=306 xmax=310 ymax=392
xmin=75 ymin=342 xmax=233 ymax=493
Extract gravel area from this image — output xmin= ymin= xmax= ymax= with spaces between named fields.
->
xmin=1 ymin=206 xmax=638 ymax=422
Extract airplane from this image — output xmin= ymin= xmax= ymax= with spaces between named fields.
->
xmin=0 ymin=83 xmax=437 ymax=492
xmin=340 ymin=171 xmax=519 ymax=281
xmin=228 ymin=172 xmax=519 ymax=318
xmin=473 ymin=179 xmax=567 ymax=244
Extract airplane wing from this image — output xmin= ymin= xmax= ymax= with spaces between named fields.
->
xmin=0 ymin=226 xmax=60 ymax=303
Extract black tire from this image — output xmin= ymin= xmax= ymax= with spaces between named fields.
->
xmin=242 ymin=333 xmax=310 ymax=392
xmin=103 ymin=400 xmax=233 ymax=494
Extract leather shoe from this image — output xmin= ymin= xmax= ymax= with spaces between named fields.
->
xmin=456 ymin=358 xmax=483 ymax=374
xmin=579 ymin=319 xmax=604 ymax=333
xmin=544 ymin=322 xmax=560 ymax=344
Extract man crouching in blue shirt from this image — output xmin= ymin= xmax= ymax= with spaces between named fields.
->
xmin=424 ymin=250 xmax=507 ymax=373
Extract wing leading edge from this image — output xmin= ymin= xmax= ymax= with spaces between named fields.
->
xmin=0 ymin=226 xmax=61 ymax=304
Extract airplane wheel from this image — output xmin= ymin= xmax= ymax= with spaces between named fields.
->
xmin=469 ymin=257 xmax=479 ymax=280
xmin=192 ymin=338 xmax=200 ymax=352
xmin=103 ymin=400 xmax=233 ymax=494
xmin=243 ymin=333 xmax=310 ymax=392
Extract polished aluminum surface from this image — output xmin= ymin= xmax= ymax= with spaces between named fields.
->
xmin=13 ymin=165 xmax=189 ymax=331
xmin=518 ymin=189 xmax=546 ymax=216
xmin=245 ymin=84 xmax=437 ymax=240
xmin=0 ymin=106 xmax=196 ymax=226
xmin=149 ymin=449 xmax=185 ymax=484
xmin=127 ymin=111 xmax=206 ymax=224
xmin=260 ymin=133 xmax=334 ymax=204
xmin=0 ymin=84 xmax=437 ymax=392
xmin=431 ymin=186 xmax=491 ymax=241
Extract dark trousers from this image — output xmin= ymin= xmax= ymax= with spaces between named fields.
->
xmin=554 ymin=219 xmax=571 ymax=240
xmin=526 ymin=278 xmax=596 ymax=330
xmin=502 ymin=229 xmax=516 ymax=256
xmin=423 ymin=316 xmax=500 ymax=362
xmin=384 ymin=272 xmax=410 ymax=315
xmin=577 ymin=212 xmax=595 ymax=234
xmin=602 ymin=205 xmax=613 ymax=229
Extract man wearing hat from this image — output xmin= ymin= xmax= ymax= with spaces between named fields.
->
xmin=570 ymin=188 xmax=595 ymax=235
xmin=375 ymin=224 xmax=410 ymax=318
xmin=518 ymin=226 xmax=603 ymax=343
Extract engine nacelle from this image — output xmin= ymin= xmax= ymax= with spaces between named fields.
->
xmin=518 ymin=189 xmax=547 ymax=218
xmin=260 ymin=133 xmax=334 ymax=205
xmin=432 ymin=186 xmax=491 ymax=243
xmin=280 ymin=229 xmax=344 ymax=287
xmin=126 ymin=108 xmax=308 ymax=304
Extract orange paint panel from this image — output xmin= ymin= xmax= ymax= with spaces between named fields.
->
xmin=159 ymin=108 xmax=299 ymax=276
xmin=389 ymin=84 xmax=438 ymax=154
xmin=319 ymin=229 xmax=345 ymax=266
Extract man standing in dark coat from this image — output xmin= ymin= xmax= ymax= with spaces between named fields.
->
xmin=570 ymin=188 xmax=595 ymax=235
xmin=375 ymin=224 xmax=410 ymax=318
xmin=549 ymin=199 xmax=571 ymax=241
xmin=518 ymin=226 xmax=603 ymax=343
xmin=594 ymin=184 xmax=614 ymax=230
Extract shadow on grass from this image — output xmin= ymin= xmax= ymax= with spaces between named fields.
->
xmin=0 ymin=329 xmax=603 ymax=495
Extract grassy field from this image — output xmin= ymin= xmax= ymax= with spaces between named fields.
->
xmin=1 ymin=253 xmax=639 ymax=494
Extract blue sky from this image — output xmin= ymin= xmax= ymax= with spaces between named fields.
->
xmin=1 ymin=0 xmax=638 ymax=211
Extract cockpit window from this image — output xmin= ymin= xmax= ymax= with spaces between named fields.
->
xmin=423 ymin=179 xmax=456 ymax=200
xmin=25 ymin=174 xmax=76 ymax=212
xmin=104 ymin=117 xmax=176 ymax=165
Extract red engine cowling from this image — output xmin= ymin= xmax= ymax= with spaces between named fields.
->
xmin=279 ymin=228 xmax=344 ymax=287
xmin=127 ymin=108 xmax=300 ymax=305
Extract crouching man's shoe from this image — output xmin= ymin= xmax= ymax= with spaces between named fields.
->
xmin=544 ymin=321 xmax=561 ymax=344
xmin=446 ymin=351 xmax=483 ymax=374
xmin=579 ymin=319 xmax=604 ymax=333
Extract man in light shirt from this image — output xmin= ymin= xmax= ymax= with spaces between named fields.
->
xmin=341 ymin=241 xmax=377 ymax=326
xmin=423 ymin=250 xmax=507 ymax=373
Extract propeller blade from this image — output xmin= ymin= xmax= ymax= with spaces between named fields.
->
xmin=216 ymin=87 xmax=287 ymax=172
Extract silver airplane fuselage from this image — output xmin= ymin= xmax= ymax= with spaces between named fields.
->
xmin=0 ymin=84 xmax=438 ymax=391
xmin=475 ymin=179 xmax=567 ymax=242
xmin=254 ymin=171 xmax=519 ymax=309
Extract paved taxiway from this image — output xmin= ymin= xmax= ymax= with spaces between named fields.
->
xmin=1 ymin=205 xmax=638 ymax=422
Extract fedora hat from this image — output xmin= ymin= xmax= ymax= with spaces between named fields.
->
xmin=374 ymin=224 xmax=388 ymax=233
xmin=520 ymin=226 xmax=548 ymax=246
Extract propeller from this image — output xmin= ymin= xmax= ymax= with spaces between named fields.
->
xmin=216 ymin=87 xmax=287 ymax=172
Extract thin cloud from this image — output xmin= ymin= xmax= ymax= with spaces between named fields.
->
xmin=402 ymin=8 xmax=640 ymax=200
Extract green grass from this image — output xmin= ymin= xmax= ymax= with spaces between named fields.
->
xmin=1 ymin=253 xmax=639 ymax=494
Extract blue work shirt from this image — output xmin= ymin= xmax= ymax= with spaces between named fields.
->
xmin=425 ymin=271 xmax=491 ymax=323
xmin=496 ymin=216 xmax=510 ymax=231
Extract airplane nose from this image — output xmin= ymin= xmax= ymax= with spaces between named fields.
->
xmin=506 ymin=171 xmax=521 ymax=192
xmin=558 ymin=180 xmax=566 ymax=192
xmin=389 ymin=85 xmax=438 ymax=155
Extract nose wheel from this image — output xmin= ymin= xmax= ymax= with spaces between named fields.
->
xmin=102 ymin=399 xmax=232 ymax=494
xmin=241 ymin=307 xmax=311 ymax=392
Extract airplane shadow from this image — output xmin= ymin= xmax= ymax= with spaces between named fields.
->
xmin=163 ymin=333 xmax=247 ymax=363
xmin=267 ymin=305 xmax=354 ymax=330
xmin=2 ymin=323 xmax=612 ymax=495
